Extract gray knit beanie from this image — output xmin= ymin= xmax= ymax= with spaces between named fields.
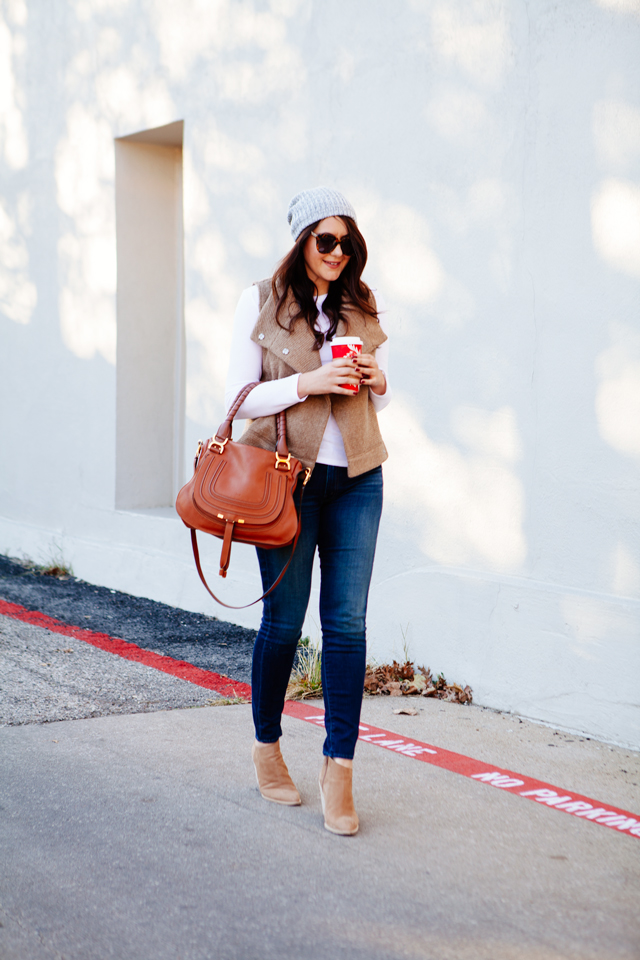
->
xmin=287 ymin=186 xmax=357 ymax=240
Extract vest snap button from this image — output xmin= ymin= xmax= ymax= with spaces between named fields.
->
xmin=282 ymin=348 xmax=289 ymax=355
xmin=258 ymin=333 xmax=265 ymax=340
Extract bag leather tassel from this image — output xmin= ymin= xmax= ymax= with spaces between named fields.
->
xmin=219 ymin=520 xmax=235 ymax=578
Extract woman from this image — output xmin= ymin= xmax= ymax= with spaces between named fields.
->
xmin=225 ymin=187 xmax=391 ymax=835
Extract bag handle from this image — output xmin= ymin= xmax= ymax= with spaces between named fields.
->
xmin=189 ymin=476 xmax=308 ymax=609
xmin=213 ymin=382 xmax=288 ymax=459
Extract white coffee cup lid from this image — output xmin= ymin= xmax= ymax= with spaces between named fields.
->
xmin=331 ymin=337 xmax=363 ymax=346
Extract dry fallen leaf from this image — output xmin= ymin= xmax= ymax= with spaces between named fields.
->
xmin=364 ymin=660 xmax=472 ymax=704
xmin=393 ymin=707 xmax=418 ymax=716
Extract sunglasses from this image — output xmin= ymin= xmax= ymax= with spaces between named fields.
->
xmin=311 ymin=231 xmax=354 ymax=257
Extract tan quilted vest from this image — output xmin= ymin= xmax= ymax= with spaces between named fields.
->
xmin=238 ymin=279 xmax=388 ymax=477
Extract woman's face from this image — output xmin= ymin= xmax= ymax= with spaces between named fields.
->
xmin=302 ymin=216 xmax=351 ymax=295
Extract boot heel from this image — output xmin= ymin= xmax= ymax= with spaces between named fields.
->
xmin=318 ymin=757 xmax=359 ymax=835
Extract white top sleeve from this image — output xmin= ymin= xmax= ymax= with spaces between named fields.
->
xmin=224 ymin=285 xmax=392 ymax=421
xmin=224 ymin=286 xmax=301 ymax=419
xmin=369 ymin=290 xmax=391 ymax=414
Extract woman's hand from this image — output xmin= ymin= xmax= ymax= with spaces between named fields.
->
xmin=357 ymin=353 xmax=386 ymax=395
xmin=297 ymin=357 xmax=362 ymax=397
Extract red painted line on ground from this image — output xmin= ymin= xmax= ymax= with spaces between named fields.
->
xmin=0 ymin=599 xmax=251 ymax=700
xmin=3 ymin=599 xmax=638 ymax=840
xmin=284 ymin=701 xmax=640 ymax=841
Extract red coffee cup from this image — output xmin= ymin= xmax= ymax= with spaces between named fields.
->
xmin=331 ymin=336 xmax=363 ymax=393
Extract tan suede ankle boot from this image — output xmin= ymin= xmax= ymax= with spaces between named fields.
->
xmin=252 ymin=741 xmax=301 ymax=806
xmin=318 ymin=757 xmax=359 ymax=835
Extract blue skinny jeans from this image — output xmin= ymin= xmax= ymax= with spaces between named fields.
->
xmin=252 ymin=463 xmax=383 ymax=760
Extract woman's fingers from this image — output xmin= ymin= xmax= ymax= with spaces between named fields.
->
xmin=356 ymin=353 xmax=386 ymax=394
xmin=357 ymin=352 xmax=377 ymax=371
xmin=298 ymin=359 xmax=361 ymax=397
xmin=356 ymin=354 xmax=378 ymax=381
xmin=333 ymin=356 xmax=360 ymax=371
xmin=325 ymin=359 xmax=360 ymax=394
xmin=300 ymin=353 xmax=388 ymax=397
xmin=298 ymin=354 xmax=384 ymax=399
xmin=332 ymin=357 xmax=361 ymax=383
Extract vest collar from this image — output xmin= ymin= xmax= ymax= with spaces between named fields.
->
xmin=251 ymin=282 xmax=387 ymax=375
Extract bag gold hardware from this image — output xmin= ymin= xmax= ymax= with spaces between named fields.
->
xmin=275 ymin=452 xmax=292 ymax=471
xmin=209 ymin=437 xmax=229 ymax=455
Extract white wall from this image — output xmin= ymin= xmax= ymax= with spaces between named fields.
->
xmin=0 ymin=0 xmax=639 ymax=747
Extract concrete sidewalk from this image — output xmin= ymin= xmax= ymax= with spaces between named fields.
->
xmin=1 ymin=697 xmax=638 ymax=960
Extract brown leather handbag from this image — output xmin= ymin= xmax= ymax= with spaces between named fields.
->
xmin=175 ymin=382 xmax=310 ymax=609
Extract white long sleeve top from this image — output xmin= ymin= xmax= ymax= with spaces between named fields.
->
xmin=224 ymin=285 xmax=392 ymax=468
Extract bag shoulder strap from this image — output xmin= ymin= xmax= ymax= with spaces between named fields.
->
xmin=189 ymin=480 xmax=307 ymax=609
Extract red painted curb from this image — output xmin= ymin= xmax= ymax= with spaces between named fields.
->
xmin=0 ymin=599 xmax=251 ymax=700
xmin=283 ymin=701 xmax=640 ymax=841
xmin=3 ymin=598 xmax=638 ymax=840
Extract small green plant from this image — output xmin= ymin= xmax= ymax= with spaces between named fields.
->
xmin=40 ymin=562 xmax=73 ymax=579
xmin=41 ymin=541 xmax=73 ymax=578
xmin=286 ymin=639 xmax=323 ymax=700
xmin=400 ymin=622 xmax=411 ymax=664
xmin=14 ymin=544 xmax=74 ymax=579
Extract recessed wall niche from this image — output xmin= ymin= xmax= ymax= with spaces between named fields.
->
xmin=115 ymin=120 xmax=185 ymax=509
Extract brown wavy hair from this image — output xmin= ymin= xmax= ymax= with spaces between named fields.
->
xmin=271 ymin=217 xmax=378 ymax=350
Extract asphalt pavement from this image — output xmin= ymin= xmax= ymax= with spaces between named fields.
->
xmin=1 ymin=555 xmax=639 ymax=960
xmin=0 ymin=553 xmax=255 ymax=684
xmin=0 ymin=614 xmax=222 ymax=724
